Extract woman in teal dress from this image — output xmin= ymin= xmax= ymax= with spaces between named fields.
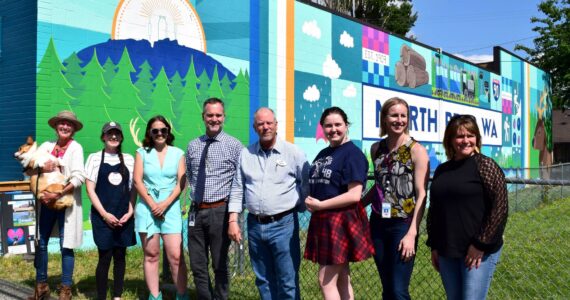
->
xmin=133 ymin=115 xmax=188 ymax=300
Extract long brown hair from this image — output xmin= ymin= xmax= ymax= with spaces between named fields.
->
xmin=142 ymin=115 xmax=175 ymax=152
xmin=442 ymin=114 xmax=482 ymax=160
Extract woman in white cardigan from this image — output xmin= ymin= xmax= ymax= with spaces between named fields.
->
xmin=28 ymin=111 xmax=85 ymax=300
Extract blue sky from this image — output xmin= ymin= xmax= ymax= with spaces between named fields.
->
xmin=412 ymin=0 xmax=544 ymax=63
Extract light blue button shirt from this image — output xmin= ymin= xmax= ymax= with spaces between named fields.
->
xmin=229 ymin=138 xmax=310 ymax=216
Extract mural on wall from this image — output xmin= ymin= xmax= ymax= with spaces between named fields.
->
xmin=35 ymin=0 xmax=552 ymax=225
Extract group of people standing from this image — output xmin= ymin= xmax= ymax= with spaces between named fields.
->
xmin=28 ymin=96 xmax=507 ymax=300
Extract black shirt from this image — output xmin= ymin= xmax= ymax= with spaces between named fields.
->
xmin=427 ymin=154 xmax=507 ymax=257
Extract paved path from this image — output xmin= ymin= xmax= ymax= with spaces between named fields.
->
xmin=0 ymin=279 xmax=34 ymax=300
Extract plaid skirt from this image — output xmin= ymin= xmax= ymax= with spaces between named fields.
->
xmin=304 ymin=202 xmax=375 ymax=265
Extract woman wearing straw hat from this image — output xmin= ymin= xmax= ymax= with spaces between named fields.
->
xmin=28 ymin=110 xmax=85 ymax=300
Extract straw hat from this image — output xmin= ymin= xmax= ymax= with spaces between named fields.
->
xmin=48 ymin=110 xmax=83 ymax=131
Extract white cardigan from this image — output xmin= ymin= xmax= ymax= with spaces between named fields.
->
xmin=37 ymin=140 xmax=86 ymax=249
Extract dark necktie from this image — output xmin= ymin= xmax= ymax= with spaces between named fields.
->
xmin=195 ymin=138 xmax=214 ymax=204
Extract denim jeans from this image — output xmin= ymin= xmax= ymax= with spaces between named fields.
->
xmin=247 ymin=212 xmax=301 ymax=300
xmin=370 ymin=214 xmax=416 ymax=300
xmin=35 ymin=205 xmax=75 ymax=286
xmin=438 ymin=247 xmax=503 ymax=300
xmin=188 ymin=203 xmax=230 ymax=300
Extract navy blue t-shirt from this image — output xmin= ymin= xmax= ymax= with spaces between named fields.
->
xmin=309 ymin=141 xmax=369 ymax=201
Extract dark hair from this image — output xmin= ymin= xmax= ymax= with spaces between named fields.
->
xmin=380 ymin=97 xmax=410 ymax=136
xmin=100 ymin=127 xmax=129 ymax=192
xmin=319 ymin=106 xmax=350 ymax=127
xmin=442 ymin=114 xmax=482 ymax=160
xmin=203 ymin=97 xmax=225 ymax=113
xmin=142 ymin=115 xmax=175 ymax=151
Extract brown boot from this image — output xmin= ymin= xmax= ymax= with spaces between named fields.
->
xmin=58 ymin=285 xmax=72 ymax=300
xmin=27 ymin=282 xmax=50 ymax=300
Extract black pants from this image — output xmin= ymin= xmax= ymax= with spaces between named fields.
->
xmin=96 ymin=247 xmax=127 ymax=300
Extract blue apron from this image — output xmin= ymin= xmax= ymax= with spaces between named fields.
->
xmin=91 ymin=151 xmax=136 ymax=250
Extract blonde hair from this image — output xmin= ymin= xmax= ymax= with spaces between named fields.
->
xmin=380 ymin=97 xmax=410 ymax=137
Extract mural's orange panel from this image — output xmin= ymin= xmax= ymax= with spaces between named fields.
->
xmin=286 ymin=0 xmax=295 ymax=142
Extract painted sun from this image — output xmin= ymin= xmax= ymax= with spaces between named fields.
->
xmin=112 ymin=0 xmax=206 ymax=52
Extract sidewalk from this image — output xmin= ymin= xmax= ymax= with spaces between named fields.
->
xmin=0 ymin=279 xmax=33 ymax=300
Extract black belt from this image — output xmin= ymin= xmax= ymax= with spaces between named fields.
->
xmin=250 ymin=208 xmax=295 ymax=224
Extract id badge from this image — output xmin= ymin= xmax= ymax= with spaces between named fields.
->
xmin=188 ymin=212 xmax=196 ymax=227
xmin=381 ymin=203 xmax=391 ymax=218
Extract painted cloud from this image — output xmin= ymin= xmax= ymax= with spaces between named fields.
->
xmin=339 ymin=31 xmax=354 ymax=48
xmin=303 ymin=84 xmax=320 ymax=102
xmin=302 ymin=20 xmax=321 ymax=39
xmin=322 ymin=54 xmax=341 ymax=79
xmin=342 ymin=84 xmax=357 ymax=98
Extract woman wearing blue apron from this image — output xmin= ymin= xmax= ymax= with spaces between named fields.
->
xmin=86 ymin=122 xmax=136 ymax=300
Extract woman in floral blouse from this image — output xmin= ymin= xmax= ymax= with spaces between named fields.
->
xmin=363 ymin=97 xmax=429 ymax=299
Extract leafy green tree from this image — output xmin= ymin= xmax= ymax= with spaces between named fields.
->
xmin=107 ymin=47 xmax=145 ymax=151
xmin=36 ymin=37 xmax=75 ymax=141
xmin=313 ymin=0 xmax=417 ymax=36
xmin=515 ymin=0 xmax=570 ymax=108
xmin=63 ymin=52 xmax=84 ymax=99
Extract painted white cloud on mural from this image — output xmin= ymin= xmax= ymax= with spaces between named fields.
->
xmin=303 ymin=85 xmax=320 ymax=102
xmin=302 ymin=20 xmax=321 ymax=39
xmin=342 ymin=84 xmax=357 ymax=98
xmin=339 ymin=31 xmax=354 ymax=48
xmin=323 ymin=54 xmax=342 ymax=79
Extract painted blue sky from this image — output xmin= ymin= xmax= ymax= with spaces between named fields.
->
xmin=412 ymin=0 xmax=544 ymax=63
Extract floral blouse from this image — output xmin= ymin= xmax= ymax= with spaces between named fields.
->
xmin=372 ymin=138 xmax=417 ymax=218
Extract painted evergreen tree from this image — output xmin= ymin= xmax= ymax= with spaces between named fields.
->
xmin=207 ymin=65 xmax=224 ymax=100
xmin=135 ymin=60 xmax=154 ymax=118
xmin=74 ymin=48 xmax=112 ymax=149
xmin=36 ymin=37 xmax=74 ymax=141
xmin=197 ymin=69 xmax=211 ymax=104
xmin=102 ymin=57 xmax=117 ymax=93
xmin=169 ymin=71 xmax=184 ymax=116
xmin=178 ymin=58 xmax=203 ymax=142
xmin=107 ymin=47 xmax=145 ymax=151
xmin=220 ymin=73 xmax=233 ymax=104
xmin=224 ymin=69 xmax=250 ymax=144
xmin=62 ymin=52 xmax=84 ymax=100
xmin=148 ymin=67 xmax=177 ymax=133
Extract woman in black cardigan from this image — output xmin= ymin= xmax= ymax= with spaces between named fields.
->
xmin=427 ymin=114 xmax=508 ymax=300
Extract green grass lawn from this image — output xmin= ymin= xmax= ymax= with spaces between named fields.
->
xmin=1 ymin=197 xmax=569 ymax=299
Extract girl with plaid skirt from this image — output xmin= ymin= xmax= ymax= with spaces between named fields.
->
xmin=304 ymin=107 xmax=375 ymax=299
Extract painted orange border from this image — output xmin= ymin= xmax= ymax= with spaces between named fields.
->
xmin=286 ymin=0 xmax=295 ymax=142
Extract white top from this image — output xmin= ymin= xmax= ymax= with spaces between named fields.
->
xmin=37 ymin=140 xmax=85 ymax=249
xmin=85 ymin=151 xmax=135 ymax=188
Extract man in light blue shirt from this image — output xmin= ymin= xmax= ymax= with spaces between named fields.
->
xmin=228 ymin=107 xmax=309 ymax=300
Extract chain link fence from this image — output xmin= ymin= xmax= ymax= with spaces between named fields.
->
xmin=180 ymin=163 xmax=570 ymax=299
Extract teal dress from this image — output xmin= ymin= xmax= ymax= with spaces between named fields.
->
xmin=135 ymin=146 xmax=184 ymax=236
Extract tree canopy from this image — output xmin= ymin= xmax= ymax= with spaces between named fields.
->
xmin=515 ymin=0 xmax=570 ymax=108
xmin=311 ymin=0 xmax=418 ymax=36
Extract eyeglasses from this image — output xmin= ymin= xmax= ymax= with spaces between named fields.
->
xmin=449 ymin=114 xmax=476 ymax=122
xmin=151 ymin=128 xmax=169 ymax=136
